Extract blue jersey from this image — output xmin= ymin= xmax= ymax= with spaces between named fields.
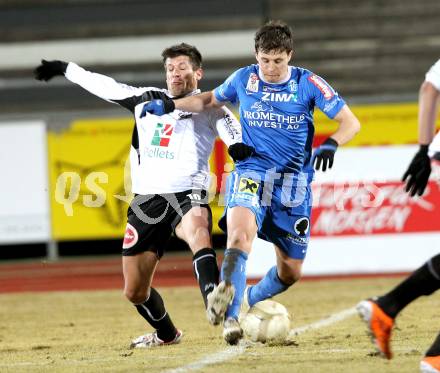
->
xmin=214 ymin=64 xmax=345 ymax=184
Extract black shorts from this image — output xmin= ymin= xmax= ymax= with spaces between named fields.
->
xmin=122 ymin=189 xmax=211 ymax=257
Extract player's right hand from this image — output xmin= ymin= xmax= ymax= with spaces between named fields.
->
xmin=228 ymin=142 xmax=255 ymax=162
xmin=312 ymin=137 xmax=338 ymax=171
xmin=402 ymin=145 xmax=432 ymax=196
xmin=34 ymin=59 xmax=68 ymax=81
xmin=140 ymin=98 xmax=175 ymax=117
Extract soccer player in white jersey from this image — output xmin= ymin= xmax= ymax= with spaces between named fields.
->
xmin=357 ymin=59 xmax=440 ymax=373
xmin=142 ymin=21 xmax=361 ymax=344
xmin=34 ymin=43 xmax=251 ymax=348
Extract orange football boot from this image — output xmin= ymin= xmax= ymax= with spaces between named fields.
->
xmin=357 ymin=299 xmax=394 ymax=359
xmin=420 ymin=356 xmax=440 ymax=373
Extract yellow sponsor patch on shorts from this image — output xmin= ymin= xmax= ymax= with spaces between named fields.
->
xmin=238 ymin=177 xmax=259 ymax=194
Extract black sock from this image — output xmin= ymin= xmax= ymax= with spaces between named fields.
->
xmin=377 ymin=254 xmax=440 ymax=318
xmin=426 ymin=333 xmax=440 ymax=357
xmin=192 ymin=248 xmax=219 ymax=308
xmin=134 ymin=287 xmax=178 ymax=342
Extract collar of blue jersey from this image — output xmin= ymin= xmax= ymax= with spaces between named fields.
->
xmin=257 ymin=65 xmax=292 ymax=85
xmin=167 ymin=88 xmax=201 ymax=99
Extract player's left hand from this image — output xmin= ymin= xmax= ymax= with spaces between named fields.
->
xmin=402 ymin=145 xmax=432 ymax=196
xmin=312 ymin=137 xmax=338 ymax=171
xmin=228 ymin=142 xmax=255 ymax=161
xmin=140 ymin=98 xmax=175 ymax=117
xmin=34 ymin=59 xmax=68 ymax=81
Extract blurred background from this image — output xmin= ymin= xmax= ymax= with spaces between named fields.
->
xmin=0 ymin=0 xmax=439 ymax=277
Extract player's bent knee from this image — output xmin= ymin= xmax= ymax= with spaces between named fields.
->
xmin=124 ymin=286 xmax=150 ymax=304
xmin=227 ymin=229 xmax=252 ymax=250
xmin=279 ymin=269 xmax=302 ymax=286
xmin=185 ymin=226 xmax=211 ymax=252
xmin=193 ymin=226 xmax=211 ymax=244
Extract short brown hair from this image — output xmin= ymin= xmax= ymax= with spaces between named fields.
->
xmin=254 ymin=20 xmax=294 ymax=54
xmin=161 ymin=43 xmax=202 ymax=69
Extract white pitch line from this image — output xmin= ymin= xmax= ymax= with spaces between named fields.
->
xmin=288 ymin=306 xmax=358 ymax=337
xmin=161 ymin=306 xmax=358 ymax=373
xmin=161 ymin=344 xmax=247 ymax=373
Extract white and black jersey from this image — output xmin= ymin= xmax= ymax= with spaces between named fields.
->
xmin=65 ymin=62 xmax=242 ymax=194
xmin=426 ymin=59 xmax=440 ymax=155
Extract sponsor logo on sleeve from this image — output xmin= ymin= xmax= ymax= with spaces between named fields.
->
xmin=308 ymin=75 xmax=334 ymax=100
xmin=323 ymin=99 xmax=338 ymax=113
xmin=222 ymin=113 xmax=240 ymax=139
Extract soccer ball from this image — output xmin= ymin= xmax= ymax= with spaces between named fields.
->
xmin=240 ymin=300 xmax=291 ymax=343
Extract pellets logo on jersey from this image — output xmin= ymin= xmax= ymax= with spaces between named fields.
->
xmin=246 ymin=73 xmax=259 ymax=93
xmin=239 ymin=177 xmax=259 ymax=194
xmin=308 ymin=75 xmax=334 ymax=100
xmin=151 ymin=123 xmax=174 ymax=147
xmin=122 ymin=223 xmax=138 ymax=249
xmin=294 ymin=217 xmax=310 ymax=236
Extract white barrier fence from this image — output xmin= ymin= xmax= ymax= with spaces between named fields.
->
xmin=0 ymin=122 xmax=50 ymax=245
xmin=1 ymin=124 xmax=439 ymax=274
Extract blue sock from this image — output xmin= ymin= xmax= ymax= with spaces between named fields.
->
xmin=248 ymin=266 xmax=289 ymax=307
xmin=221 ymin=248 xmax=248 ymax=320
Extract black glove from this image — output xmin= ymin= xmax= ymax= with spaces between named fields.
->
xmin=402 ymin=145 xmax=432 ymax=196
xmin=34 ymin=59 xmax=68 ymax=81
xmin=228 ymin=142 xmax=255 ymax=162
xmin=312 ymin=137 xmax=338 ymax=171
xmin=140 ymin=97 xmax=175 ymax=117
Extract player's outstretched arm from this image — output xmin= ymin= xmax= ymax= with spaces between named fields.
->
xmin=142 ymin=91 xmax=222 ymax=116
xmin=175 ymin=91 xmax=221 ymax=112
xmin=34 ymin=59 xmax=147 ymax=111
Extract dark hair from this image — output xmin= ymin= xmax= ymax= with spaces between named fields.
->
xmin=254 ymin=20 xmax=294 ymax=54
xmin=161 ymin=43 xmax=202 ymax=69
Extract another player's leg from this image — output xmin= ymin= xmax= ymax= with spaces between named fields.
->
xmin=421 ymin=333 xmax=440 ymax=373
xmin=123 ymin=251 xmax=182 ymax=348
xmin=247 ymin=246 xmax=302 ymax=308
xmin=175 ymin=205 xmax=219 ymax=309
xmin=219 ymin=206 xmax=257 ymax=344
xmin=357 ymin=254 xmax=440 ymax=359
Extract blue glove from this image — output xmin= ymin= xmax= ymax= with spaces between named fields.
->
xmin=312 ymin=137 xmax=338 ymax=171
xmin=140 ymin=98 xmax=175 ymax=118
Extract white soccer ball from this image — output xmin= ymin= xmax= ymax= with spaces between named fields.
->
xmin=240 ymin=299 xmax=291 ymax=343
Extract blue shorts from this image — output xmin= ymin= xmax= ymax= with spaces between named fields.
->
xmin=219 ymin=170 xmax=313 ymax=260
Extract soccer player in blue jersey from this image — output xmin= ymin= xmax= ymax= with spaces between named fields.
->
xmin=143 ymin=20 xmax=361 ymax=344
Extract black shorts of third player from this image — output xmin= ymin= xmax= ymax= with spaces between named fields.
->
xmin=122 ymin=190 xmax=211 ymax=257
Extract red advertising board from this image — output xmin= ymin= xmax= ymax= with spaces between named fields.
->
xmin=311 ymin=177 xmax=440 ymax=236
